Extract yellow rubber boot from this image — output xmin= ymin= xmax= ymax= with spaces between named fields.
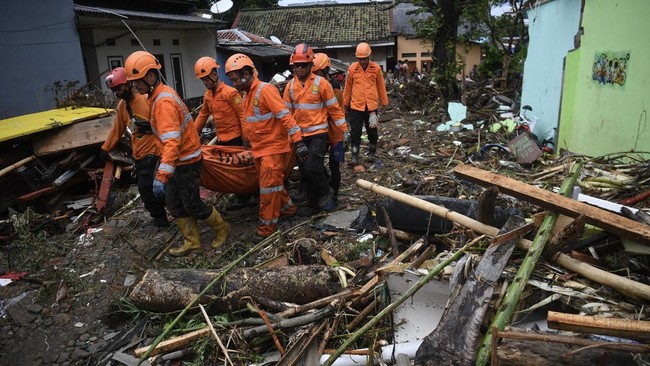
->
xmin=204 ymin=207 xmax=230 ymax=249
xmin=168 ymin=217 xmax=202 ymax=257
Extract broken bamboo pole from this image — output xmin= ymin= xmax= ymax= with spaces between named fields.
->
xmin=355 ymin=179 xmax=650 ymax=302
xmin=454 ymin=164 xmax=650 ymax=245
xmin=547 ymin=311 xmax=650 ymax=341
xmin=322 ymin=240 xmax=474 ymax=366
xmin=0 ymin=155 xmax=36 ymax=178
xmin=475 ymin=163 xmax=583 ymax=366
xmin=136 ymin=231 xmax=279 ymax=365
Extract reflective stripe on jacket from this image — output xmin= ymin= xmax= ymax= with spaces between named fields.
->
xmin=242 ymin=78 xmax=302 ymax=158
xmin=343 ymin=61 xmax=389 ymax=112
xmin=194 ymin=82 xmax=245 ymax=142
xmin=102 ymin=92 xmax=160 ymax=160
xmin=149 ymin=84 xmax=202 ymax=183
xmin=283 ymin=74 xmax=346 ymax=138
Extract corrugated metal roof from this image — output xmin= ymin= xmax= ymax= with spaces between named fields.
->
xmin=74 ymin=4 xmax=222 ymax=25
xmin=233 ymin=2 xmax=394 ymax=47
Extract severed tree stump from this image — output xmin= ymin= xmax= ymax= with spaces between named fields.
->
xmin=129 ymin=265 xmax=342 ymax=313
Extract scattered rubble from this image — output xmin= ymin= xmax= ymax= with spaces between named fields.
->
xmin=0 ymin=85 xmax=649 ymax=366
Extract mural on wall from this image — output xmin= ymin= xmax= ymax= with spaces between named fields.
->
xmin=592 ymin=52 xmax=630 ymax=86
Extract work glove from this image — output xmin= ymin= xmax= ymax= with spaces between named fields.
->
xmin=295 ymin=140 xmax=309 ymax=163
xmin=343 ymin=132 xmax=350 ymax=152
xmin=369 ymin=111 xmax=379 ymax=129
xmin=152 ymin=179 xmax=165 ymax=199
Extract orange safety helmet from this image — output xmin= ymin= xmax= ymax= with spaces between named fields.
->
xmin=292 ymin=43 xmax=314 ymax=63
xmin=312 ymin=53 xmax=330 ymax=72
xmin=225 ymin=53 xmax=255 ymax=74
xmin=355 ymin=42 xmax=372 ymax=58
xmin=194 ymin=57 xmax=219 ymax=79
xmin=105 ymin=67 xmax=128 ymax=89
xmin=124 ymin=51 xmax=161 ymax=81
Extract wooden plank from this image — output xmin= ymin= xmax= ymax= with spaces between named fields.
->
xmin=547 ymin=311 xmax=650 ymax=341
xmin=454 ymin=164 xmax=650 ymax=245
xmin=415 ymin=216 xmax=525 ymax=366
xmin=134 ymin=328 xmax=209 ymax=358
xmin=32 ymin=115 xmax=114 ymax=156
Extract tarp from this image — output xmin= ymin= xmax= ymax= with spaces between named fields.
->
xmin=200 ymin=145 xmax=258 ymax=194
xmin=0 ymin=107 xmax=112 ymax=143
xmin=199 ymin=145 xmax=297 ymax=195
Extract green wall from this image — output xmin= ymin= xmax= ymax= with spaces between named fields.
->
xmin=558 ymin=0 xmax=650 ymax=157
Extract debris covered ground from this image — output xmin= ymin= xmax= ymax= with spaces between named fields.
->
xmin=1 ymin=80 xmax=649 ymax=366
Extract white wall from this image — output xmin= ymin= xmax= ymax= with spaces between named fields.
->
xmin=322 ymin=46 xmax=391 ymax=71
xmin=89 ymin=28 xmax=216 ymax=100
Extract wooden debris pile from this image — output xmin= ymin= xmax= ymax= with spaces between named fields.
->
xmin=124 ymin=160 xmax=650 ymax=366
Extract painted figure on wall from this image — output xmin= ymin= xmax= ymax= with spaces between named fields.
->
xmin=592 ymin=52 xmax=629 ymax=86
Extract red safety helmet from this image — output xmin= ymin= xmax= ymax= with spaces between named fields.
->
xmin=105 ymin=67 xmax=128 ymax=89
xmin=292 ymin=43 xmax=314 ymax=63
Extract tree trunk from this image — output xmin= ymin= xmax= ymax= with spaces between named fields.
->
xmin=432 ymin=0 xmax=461 ymax=104
xmin=129 ymin=265 xmax=342 ymax=313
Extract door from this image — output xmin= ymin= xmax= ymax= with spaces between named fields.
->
xmin=170 ymin=54 xmax=185 ymax=99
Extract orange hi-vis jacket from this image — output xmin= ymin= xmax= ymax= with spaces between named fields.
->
xmin=149 ymin=84 xmax=202 ymax=183
xmin=343 ymin=61 xmax=389 ymax=112
xmin=327 ymin=81 xmax=345 ymax=144
xmin=242 ymin=78 xmax=303 ymax=158
xmin=194 ymin=82 xmax=245 ymax=142
xmin=283 ymin=74 xmax=347 ymax=138
xmin=101 ymin=92 xmax=160 ymax=160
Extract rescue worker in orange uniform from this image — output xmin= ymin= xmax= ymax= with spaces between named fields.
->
xmin=193 ymin=56 xmax=252 ymax=210
xmin=193 ymin=56 xmax=246 ymax=146
xmin=283 ymin=44 xmax=347 ymax=213
xmin=102 ymin=67 xmax=169 ymax=228
xmin=124 ymin=51 xmax=229 ymax=256
xmin=224 ymin=53 xmax=308 ymax=237
xmin=343 ymin=42 xmax=389 ymax=164
xmin=311 ymin=53 xmax=349 ymax=200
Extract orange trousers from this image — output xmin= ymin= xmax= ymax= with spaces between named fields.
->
xmin=255 ymin=152 xmax=296 ymax=236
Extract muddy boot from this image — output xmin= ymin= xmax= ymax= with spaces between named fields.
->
xmin=351 ymin=145 xmax=360 ymax=165
xmin=204 ymin=206 xmax=230 ymax=249
xmin=168 ymin=217 xmax=201 ymax=257
xmin=368 ymin=144 xmax=377 ymax=161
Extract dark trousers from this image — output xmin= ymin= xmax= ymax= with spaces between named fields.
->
xmin=165 ymin=160 xmax=212 ymax=220
xmin=299 ymin=133 xmax=331 ymax=207
xmin=134 ymin=155 xmax=167 ymax=220
xmin=328 ymin=141 xmax=344 ymax=195
xmin=349 ymin=108 xmax=378 ymax=147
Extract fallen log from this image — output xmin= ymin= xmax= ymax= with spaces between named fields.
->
xmin=415 ymin=216 xmax=526 ymax=366
xmin=129 ymin=265 xmax=342 ymax=313
xmin=547 ymin=311 xmax=650 ymax=341
xmin=355 ymin=179 xmax=650 ymax=302
xmin=454 ymin=164 xmax=650 ymax=245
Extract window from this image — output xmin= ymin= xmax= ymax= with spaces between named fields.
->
xmin=401 ymin=52 xmax=416 ymax=58
xmin=131 ymin=39 xmax=139 ymax=46
xmin=421 ymin=52 xmax=432 ymax=57
xmin=153 ymin=39 xmax=161 ymax=46
xmin=172 ymin=39 xmax=180 ymax=46
xmin=106 ymin=39 xmax=116 ymax=46
xmin=107 ymin=56 xmax=123 ymax=70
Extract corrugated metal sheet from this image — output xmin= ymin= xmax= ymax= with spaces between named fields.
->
xmin=0 ymin=107 xmax=112 ymax=142
xmin=74 ymin=4 xmax=221 ymax=25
